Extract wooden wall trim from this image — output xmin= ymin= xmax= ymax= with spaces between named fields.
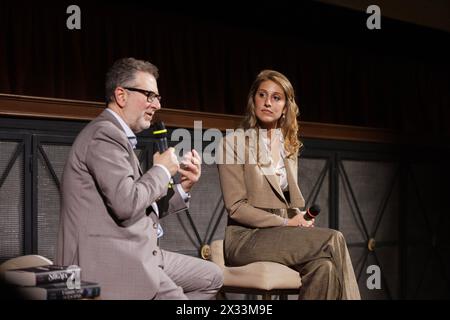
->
xmin=0 ymin=93 xmax=399 ymax=143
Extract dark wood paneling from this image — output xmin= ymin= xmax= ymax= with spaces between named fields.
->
xmin=0 ymin=94 xmax=399 ymax=144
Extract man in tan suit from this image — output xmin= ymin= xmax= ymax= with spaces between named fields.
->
xmin=56 ymin=57 xmax=223 ymax=299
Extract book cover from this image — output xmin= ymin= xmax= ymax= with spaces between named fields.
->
xmin=4 ymin=265 xmax=81 ymax=287
xmin=17 ymin=281 xmax=101 ymax=300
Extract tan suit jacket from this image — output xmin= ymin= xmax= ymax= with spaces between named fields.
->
xmin=217 ymin=129 xmax=305 ymax=229
xmin=55 ymin=110 xmax=187 ymax=299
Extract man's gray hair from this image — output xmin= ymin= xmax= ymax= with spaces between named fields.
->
xmin=105 ymin=57 xmax=159 ymax=103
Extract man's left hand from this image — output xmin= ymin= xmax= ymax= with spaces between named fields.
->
xmin=178 ymin=149 xmax=201 ymax=193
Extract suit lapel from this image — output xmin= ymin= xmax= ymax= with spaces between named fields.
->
xmin=132 ymin=150 xmax=144 ymax=176
xmin=284 ymin=156 xmax=305 ymax=208
xmin=284 ymin=157 xmax=296 ymax=185
xmin=99 ymin=109 xmax=144 ymax=177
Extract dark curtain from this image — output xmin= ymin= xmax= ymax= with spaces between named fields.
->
xmin=1 ymin=0 xmax=449 ymax=138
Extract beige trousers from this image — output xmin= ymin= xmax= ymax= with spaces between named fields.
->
xmin=224 ymin=225 xmax=361 ymax=300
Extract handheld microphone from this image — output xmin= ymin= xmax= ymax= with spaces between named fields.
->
xmin=150 ymin=121 xmax=181 ymax=184
xmin=303 ymin=204 xmax=320 ymax=221
xmin=150 ymin=121 xmax=169 ymax=153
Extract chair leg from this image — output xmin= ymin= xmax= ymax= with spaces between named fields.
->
xmin=216 ymin=291 xmax=228 ymax=300
xmin=262 ymin=293 xmax=272 ymax=300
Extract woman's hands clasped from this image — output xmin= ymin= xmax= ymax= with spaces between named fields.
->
xmin=286 ymin=209 xmax=314 ymax=227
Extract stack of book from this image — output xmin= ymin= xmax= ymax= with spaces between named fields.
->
xmin=3 ymin=265 xmax=101 ymax=300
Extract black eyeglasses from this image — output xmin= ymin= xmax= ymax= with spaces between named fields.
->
xmin=123 ymin=87 xmax=162 ymax=103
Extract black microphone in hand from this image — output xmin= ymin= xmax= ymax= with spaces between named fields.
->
xmin=150 ymin=121 xmax=169 ymax=153
xmin=150 ymin=121 xmax=181 ymax=184
xmin=303 ymin=204 xmax=320 ymax=221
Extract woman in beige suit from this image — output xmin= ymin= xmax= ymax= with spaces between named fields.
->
xmin=217 ymin=70 xmax=360 ymax=299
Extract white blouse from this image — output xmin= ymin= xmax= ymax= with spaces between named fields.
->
xmin=261 ymin=129 xmax=288 ymax=191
